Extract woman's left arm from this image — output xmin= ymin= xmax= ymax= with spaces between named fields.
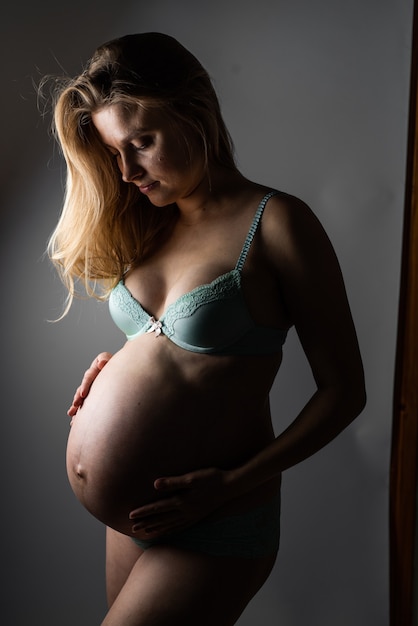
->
xmin=129 ymin=195 xmax=366 ymax=536
xmin=228 ymin=193 xmax=367 ymax=494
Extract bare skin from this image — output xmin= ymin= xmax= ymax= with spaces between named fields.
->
xmin=65 ymin=103 xmax=366 ymax=624
xmin=103 ymin=530 xmax=277 ymax=626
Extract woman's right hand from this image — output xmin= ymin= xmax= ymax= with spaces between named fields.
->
xmin=67 ymin=352 xmax=113 ymax=419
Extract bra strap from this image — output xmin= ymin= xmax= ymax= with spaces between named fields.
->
xmin=235 ymin=190 xmax=279 ymax=272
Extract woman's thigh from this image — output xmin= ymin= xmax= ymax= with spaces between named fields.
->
xmin=106 ymin=527 xmax=144 ymax=607
xmin=103 ymin=536 xmax=277 ymax=626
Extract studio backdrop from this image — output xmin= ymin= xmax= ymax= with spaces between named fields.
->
xmin=1 ymin=1 xmax=413 ymax=624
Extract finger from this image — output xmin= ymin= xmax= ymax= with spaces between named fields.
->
xmin=129 ymin=496 xmax=181 ymax=520
xmin=131 ymin=517 xmax=167 ymax=533
xmin=132 ymin=515 xmax=185 ymax=537
xmin=67 ymin=353 xmax=112 ymax=418
xmin=132 ymin=522 xmax=167 ymax=538
xmin=67 ymin=389 xmax=83 ymax=416
xmin=79 ymin=353 xmax=112 ymax=396
xmin=72 ymin=386 xmax=84 ymax=404
xmin=79 ymin=368 xmax=100 ymax=397
xmin=96 ymin=352 xmax=113 ymax=369
xmin=154 ymin=474 xmax=194 ymax=492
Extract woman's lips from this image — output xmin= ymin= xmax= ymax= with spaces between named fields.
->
xmin=139 ymin=181 xmax=158 ymax=194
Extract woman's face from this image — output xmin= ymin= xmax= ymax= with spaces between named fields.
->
xmin=92 ymin=103 xmax=206 ymax=207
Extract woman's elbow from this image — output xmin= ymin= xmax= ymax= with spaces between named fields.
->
xmin=342 ymin=375 xmax=367 ymax=423
xmin=353 ymin=384 xmax=367 ymax=417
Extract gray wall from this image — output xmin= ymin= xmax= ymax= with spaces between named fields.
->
xmin=1 ymin=1 xmax=413 ymax=624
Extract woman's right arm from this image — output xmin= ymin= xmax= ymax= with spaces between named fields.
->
xmin=67 ymin=352 xmax=113 ymax=418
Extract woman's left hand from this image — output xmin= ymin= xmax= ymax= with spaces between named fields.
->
xmin=129 ymin=467 xmax=233 ymax=539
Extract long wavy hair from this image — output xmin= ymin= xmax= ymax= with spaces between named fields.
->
xmin=46 ymin=33 xmax=236 ymax=314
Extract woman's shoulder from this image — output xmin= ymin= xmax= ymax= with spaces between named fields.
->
xmin=264 ymin=188 xmax=313 ymax=219
xmin=260 ymin=188 xmax=336 ymax=268
xmin=260 ymin=188 xmax=318 ymax=235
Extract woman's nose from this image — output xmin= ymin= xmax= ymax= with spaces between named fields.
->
xmin=120 ymin=155 xmax=144 ymax=183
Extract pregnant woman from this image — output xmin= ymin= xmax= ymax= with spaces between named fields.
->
xmin=47 ymin=33 xmax=366 ymax=625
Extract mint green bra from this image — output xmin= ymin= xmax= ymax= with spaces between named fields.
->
xmin=109 ymin=191 xmax=287 ymax=355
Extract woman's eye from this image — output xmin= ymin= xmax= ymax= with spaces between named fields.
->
xmin=135 ymin=137 xmax=152 ymax=151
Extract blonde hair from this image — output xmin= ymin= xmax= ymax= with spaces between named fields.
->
xmin=47 ymin=33 xmax=236 ymax=314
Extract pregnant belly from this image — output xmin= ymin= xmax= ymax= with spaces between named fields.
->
xmin=66 ymin=345 xmax=208 ymax=535
xmin=65 ymin=340 xmax=269 ymax=536
xmin=66 ymin=338 xmax=280 ymax=536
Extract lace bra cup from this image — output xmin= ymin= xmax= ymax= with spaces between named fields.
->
xmin=109 ymin=191 xmax=288 ymax=355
